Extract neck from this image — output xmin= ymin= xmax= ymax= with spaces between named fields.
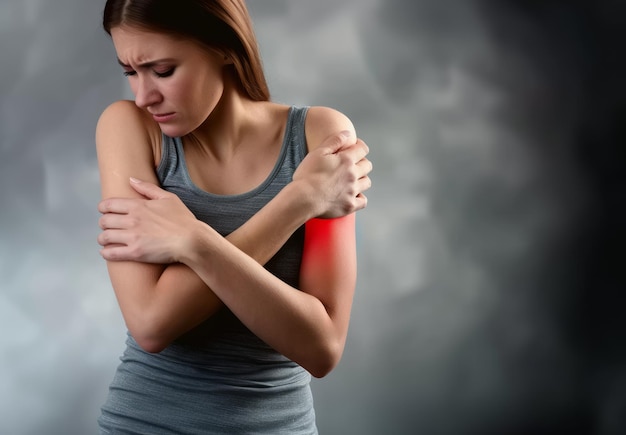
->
xmin=188 ymin=75 xmax=268 ymax=160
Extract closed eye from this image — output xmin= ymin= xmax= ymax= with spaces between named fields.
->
xmin=120 ymin=68 xmax=174 ymax=78
xmin=155 ymin=68 xmax=175 ymax=78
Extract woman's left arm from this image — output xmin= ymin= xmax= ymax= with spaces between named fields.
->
xmin=181 ymin=212 xmax=356 ymax=378
xmin=179 ymin=107 xmax=360 ymax=377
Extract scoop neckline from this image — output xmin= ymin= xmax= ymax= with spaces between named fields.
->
xmin=163 ymin=106 xmax=295 ymax=202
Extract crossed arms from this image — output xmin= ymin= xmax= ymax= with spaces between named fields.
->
xmin=96 ymin=101 xmax=372 ymax=377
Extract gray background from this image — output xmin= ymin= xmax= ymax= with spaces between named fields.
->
xmin=1 ymin=0 xmax=624 ymax=434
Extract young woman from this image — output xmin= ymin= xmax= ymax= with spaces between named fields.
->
xmin=96 ymin=1 xmax=372 ymax=433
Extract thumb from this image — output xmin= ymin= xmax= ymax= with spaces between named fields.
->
xmin=321 ymin=130 xmax=354 ymax=154
xmin=129 ymin=177 xmax=170 ymax=199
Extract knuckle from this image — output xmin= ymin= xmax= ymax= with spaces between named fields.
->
xmin=338 ymin=152 xmax=352 ymax=165
xmin=342 ymin=198 xmax=355 ymax=214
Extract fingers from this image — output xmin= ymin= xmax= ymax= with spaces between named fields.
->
xmin=341 ymin=192 xmax=369 ymax=216
xmin=98 ymin=212 xmax=134 ymax=230
xmin=352 ymin=160 xmax=372 ymax=212
xmin=357 ymin=174 xmax=372 ymax=196
xmin=99 ymin=244 xmax=135 ymax=262
xmin=99 ymin=246 xmax=121 ymax=262
xmin=98 ymin=198 xmax=134 ymax=214
xmin=319 ymin=130 xmax=354 ymax=154
xmin=355 ymin=138 xmax=369 ymax=155
xmin=355 ymin=155 xmax=373 ymax=178
xmin=354 ymin=193 xmax=368 ymax=211
xmin=336 ymin=138 xmax=369 ymax=162
xmin=97 ymin=229 xmax=132 ymax=247
xmin=98 ymin=180 xmax=172 ymax=214
xmin=129 ymin=177 xmax=170 ymax=200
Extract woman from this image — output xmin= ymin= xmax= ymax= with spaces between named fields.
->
xmin=96 ymin=0 xmax=372 ymax=433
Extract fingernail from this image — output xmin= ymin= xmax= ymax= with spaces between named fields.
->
xmin=339 ymin=130 xmax=351 ymax=138
xmin=130 ymin=177 xmax=141 ymax=183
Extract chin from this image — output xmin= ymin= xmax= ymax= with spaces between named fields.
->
xmin=158 ymin=124 xmax=190 ymax=138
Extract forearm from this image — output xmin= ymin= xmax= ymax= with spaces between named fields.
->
xmin=225 ymin=181 xmax=316 ymax=263
xmin=180 ymin=220 xmax=347 ymax=378
xmin=135 ymin=181 xmax=316 ymax=350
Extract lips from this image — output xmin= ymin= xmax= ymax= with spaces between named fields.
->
xmin=152 ymin=112 xmax=176 ymax=123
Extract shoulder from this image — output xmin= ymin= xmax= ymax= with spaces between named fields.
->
xmin=96 ymin=100 xmax=161 ymax=163
xmin=304 ymin=106 xmax=356 ymax=152
xmin=96 ymin=100 xmax=153 ymax=135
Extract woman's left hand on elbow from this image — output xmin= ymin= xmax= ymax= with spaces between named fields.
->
xmin=97 ymin=178 xmax=198 ymax=264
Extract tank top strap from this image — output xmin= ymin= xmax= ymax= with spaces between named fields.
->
xmin=282 ymin=105 xmax=309 ymax=170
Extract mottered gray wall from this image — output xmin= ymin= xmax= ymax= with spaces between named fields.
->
xmin=1 ymin=1 xmax=623 ymax=434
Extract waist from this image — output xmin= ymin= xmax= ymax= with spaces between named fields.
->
xmin=123 ymin=332 xmax=310 ymax=389
xmin=101 ymin=335 xmax=316 ymax=434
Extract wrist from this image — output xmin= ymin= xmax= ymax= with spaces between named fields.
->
xmin=287 ymin=179 xmax=322 ymax=220
xmin=178 ymin=220 xmax=213 ymax=265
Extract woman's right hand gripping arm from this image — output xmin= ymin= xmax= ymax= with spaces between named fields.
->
xmin=96 ymin=101 xmax=371 ymax=353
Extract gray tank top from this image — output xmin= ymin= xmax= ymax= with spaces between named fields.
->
xmin=98 ymin=106 xmax=318 ymax=434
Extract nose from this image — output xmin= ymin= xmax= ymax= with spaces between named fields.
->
xmin=133 ymin=77 xmax=162 ymax=109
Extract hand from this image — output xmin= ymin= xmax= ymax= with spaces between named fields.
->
xmin=97 ymin=178 xmax=199 ymax=263
xmin=293 ymin=131 xmax=372 ymax=218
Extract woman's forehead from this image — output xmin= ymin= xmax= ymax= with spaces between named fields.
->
xmin=111 ymin=26 xmax=199 ymax=63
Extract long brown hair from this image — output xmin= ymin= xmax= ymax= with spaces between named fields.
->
xmin=103 ymin=0 xmax=270 ymax=101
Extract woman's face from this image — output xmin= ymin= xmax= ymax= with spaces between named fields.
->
xmin=111 ymin=26 xmax=227 ymax=137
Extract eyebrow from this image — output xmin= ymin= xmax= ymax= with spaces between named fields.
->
xmin=117 ymin=58 xmax=175 ymax=69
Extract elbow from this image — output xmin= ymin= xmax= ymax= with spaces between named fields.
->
xmin=127 ymin=314 xmax=172 ymax=354
xmin=309 ymin=363 xmax=335 ymax=379
xmin=306 ymin=339 xmax=344 ymax=379
xmin=134 ymin=335 xmax=169 ymax=354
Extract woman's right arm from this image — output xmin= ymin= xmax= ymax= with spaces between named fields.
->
xmin=96 ymin=101 xmax=369 ymax=352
